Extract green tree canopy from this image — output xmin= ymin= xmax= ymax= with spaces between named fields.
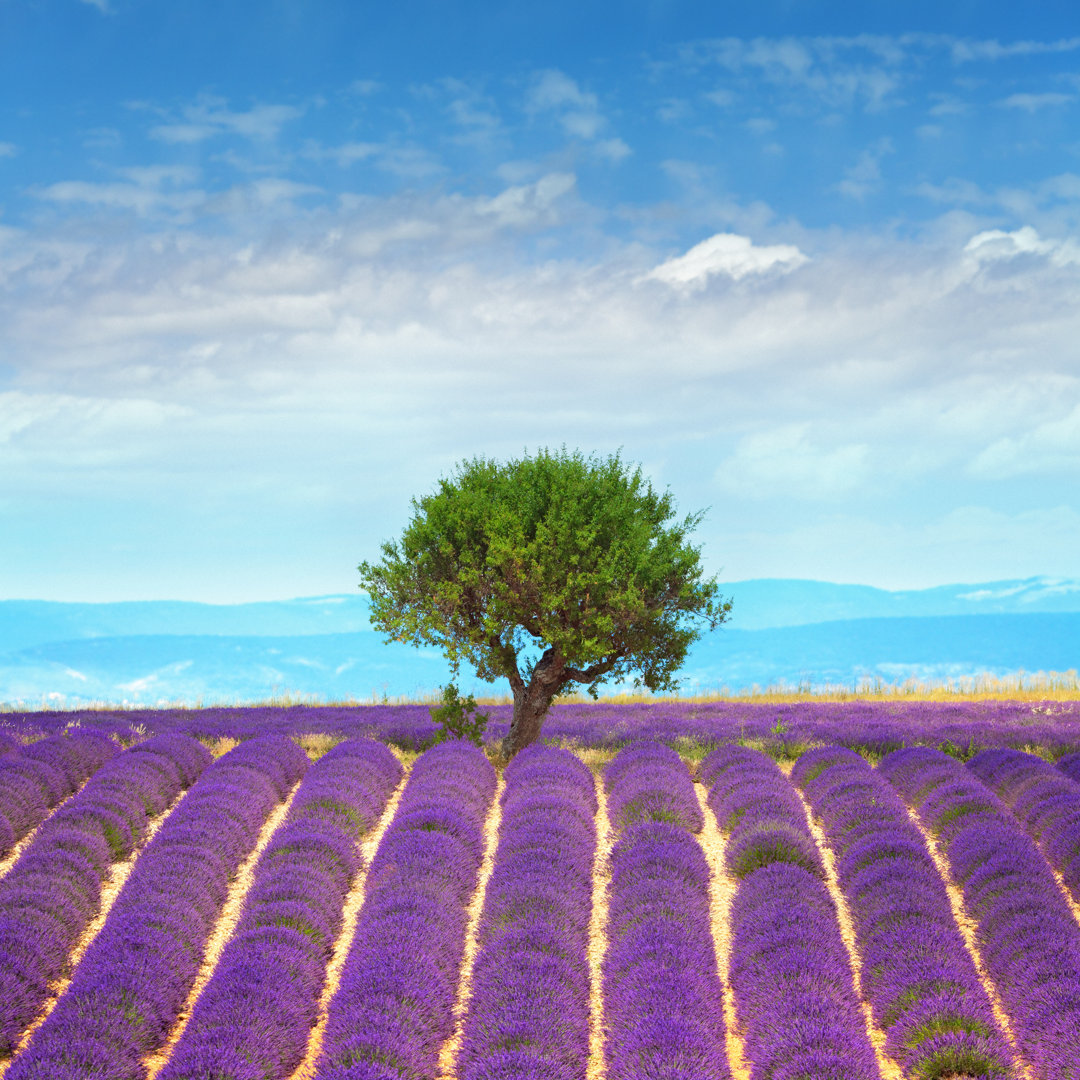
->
xmin=358 ymin=448 xmax=730 ymax=757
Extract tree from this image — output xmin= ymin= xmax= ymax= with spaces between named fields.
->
xmin=358 ymin=448 xmax=731 ymax=758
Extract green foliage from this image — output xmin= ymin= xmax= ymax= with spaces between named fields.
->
xmin=429 ymin=683 xmax=489 ymax=747
xmin=359 ymin=447 xmax=730 ymax=707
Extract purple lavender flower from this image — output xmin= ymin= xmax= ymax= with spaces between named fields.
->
xmin=7 ymin=736 xmax=306 ymax=1080
xmin=313 ymin=740 xmax=496 ymax=1080
xmin=792 ymin=745 xmax=1015 ymax=1078
xmin=701 ymin=744 xmax=881 ymax=1079
xmin=880 ymin=745 xmax=1080 ymax=1080
xmin=605 ymin=740 xmax=703 ymax=833
xmin=0 ymin=733 xmax=210 ymax=1058
xmin=157 ymin=739 xmax=402 ymax=1080
xmin=455 ymin=745 xmax=596 ymax=1080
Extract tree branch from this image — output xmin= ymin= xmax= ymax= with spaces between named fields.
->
xmin=490 ymin=633 xmax=524 ymax=696
xmin=562 ymin=655 xmax=623 ymax=684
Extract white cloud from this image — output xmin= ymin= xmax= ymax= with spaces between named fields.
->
xmin=0 ymin=391 xmax=189 ymax=466
xmin=526 ymin=69 xmax=610 ymax=141
xmin=644 ymin=232 xmax=808 ymax=289
xmin=704 ymin=89 xmax=736 ymax=108
xmin=5 ymin=186 xmax=1080 ymax=596
xmin=594 ymin=138 xmax=631 ymax=162
xmin=0 ymin=142 xmax=17 ymax=158
xmin=150 ymin=97 xmax=303 ymax=143
xmin=964 ymin=225 xmax=1080 ymax=267
xmin=714 ymin=425 xmax=871 ymax=499
xmin=950 ymin=36 xmax=1080 ymax=62
xmin=969 ymin=403 xmax=1080 ymax=478
xmin=691 ymin=36 xmax=902 ymax=111
xmin=477 ymin=173 xmax=576 ymax=228
xmin=834 ymin=137 xmax=893 ymax=200
xmin=437 ymin=78 xmax=500 ymax=132
xmin=35 ymin=174 xmax=205 ymax=217
xmin=998 ymin=92 xmax=1075 ymax=111
xmin=78 ymin=0 xmax=110 ymax=11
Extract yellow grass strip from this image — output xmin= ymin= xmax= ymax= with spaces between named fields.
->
xmin=288 ymin=763 xmax=413 ymax=1080
xmin=0 ymin=788 xmax=186 ymax=1077
xmin=1049 ymin=863 xmax=1080 ymax=927
xmin=585 ymin=770 xmax=613 ymax=1080
xmin=899 ymin=802 xmax=1033 ymax=1080
xmin=0 ymin=778 xmax=91 ymax=882
xmin=794 ymin=789 xmax=905 ymax=1080
xmin=693 ymin=785 xmax=752 ymax=1080
xmin=436 ymin=774 xmax=506 ymax=1080
xmin=144 ymin=780 xmax=304 ymax=1080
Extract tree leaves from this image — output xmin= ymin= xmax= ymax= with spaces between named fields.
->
xmin=358 ymin=447 xmax=731 ymax=705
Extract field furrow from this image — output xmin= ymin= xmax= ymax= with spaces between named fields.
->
xmin=586 ymin=767 xmax=613 ymax=1080
xmin=289 ymin=751 xmax=413 ymax=1080
xmin=311 ymin=741 xmax=497 ymax=1080
xmin=693 ymin=784 xmax=751 ymax=1080
xmin=451 ymin=745 xmax=596 ymax=1080
xmin=603 ymin=741 xmax=731 ymax=1080
xmin=793 ymin=746 xmax=1020 ymax=1079
xmin=153 ymin=738 xmax=405 ymax=1080
xmin=0 ymin=732 xmax=119 ymax=870
xmin=145 ymin=775 xmax=305 ymax=1078
xmin=968 ymin=748 xmax=1080 ymax=922
xmin=6 ymin=735 xmax=308 ymax=1080
xmin=0 ymin=784 xmax=187 ymax=1078
xmin=436 ymin=767 xmax=507 ymax=1080
xmin=880 ymin=746 xmax=1080 ymax=1078
xmin=0 ymin=734 xmax=212 ymax=1066
xmin=6 ymin=718 xmax=1080 ymax=1074
xmin=792 ymin=784 xmax=903 ymax=1080
xmin=702 ymin=744 xmax=882 ymax=1079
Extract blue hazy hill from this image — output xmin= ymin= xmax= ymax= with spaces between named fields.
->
xmin=4 ymin=576 xmax=1080 ymax=647
xmin=1 ymin=578 xmax=1078 ymax=705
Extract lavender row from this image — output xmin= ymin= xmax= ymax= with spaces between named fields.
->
xmin=602 ymin=741 xmax=730 ymax=1080
xmin=969 ymin=747 xmax=1080 ymax=906
xmin=157 ymin=738 xmax=403 ymax=1080
xmin=1058 ymin=751 xmax=1080 ymax=785
xmin=880 ymin=747 xmax=1080 ymax=1077
xmin=0 ymin=730 xmax=118 ymax=860
xmin=792 ymin=746 xmax=1016 ymax=1079
xmin=8 ymin=735 xmax=309 ymax=1080
xmin=604 ymin=738 xmax=703 ymax=833
xmin=313 ymin=740 xmax=496 ymax=1080
xmin=456 ymin=745 xmax=596 ymax=1080
xmin=0 ymin=733 xmax=210 ymax=1058
xmin=702 ymin=745 xmax=881 ymax=1080
xmin=12 ymin=699 xmax=1080 ymax=758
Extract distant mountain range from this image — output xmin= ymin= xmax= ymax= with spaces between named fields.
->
xmin=1 ymin=577 xmax=1077 ymax=706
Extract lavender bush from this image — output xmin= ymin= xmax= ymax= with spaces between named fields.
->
xmin=157 ymin=738 xmax=402 ymax=1080
xmin=455 ymin=744 xmax=596 ymax=1080
xmin=792 ymin=746 xmax=1015 ymax=1079
xmin=0 ymin=734 xmax=210 ymax=1059
xmin=701 ymin=744 xmax=881 ymax=1080
xmin=313 ymin=740 xmax=496 ymax=1080
xmin=969 ymin=747 xmax=1080 ymax=905
xmin=8 ymin=735 xmax=307 ymax=1080
xmin=602 ymin=741 xmax=730 ymax=1080
xmin=0 ymin=730 xmax=117 ymax=860
xmin=880 ymin=746 xmax=1080 ymax=1077
xmin=5 ymin=699 xmax=1079 ymax=759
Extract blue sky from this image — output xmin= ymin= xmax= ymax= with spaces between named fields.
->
xmin=2 ymin=1 xmax=1079 ymax=602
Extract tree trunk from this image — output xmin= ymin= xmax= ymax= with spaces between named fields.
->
xmin=501 ymin=649 xmax=565 ymax=759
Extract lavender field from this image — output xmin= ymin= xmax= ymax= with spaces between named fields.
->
xmin=1 ymin=702 xmax=1080 ymax=1078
